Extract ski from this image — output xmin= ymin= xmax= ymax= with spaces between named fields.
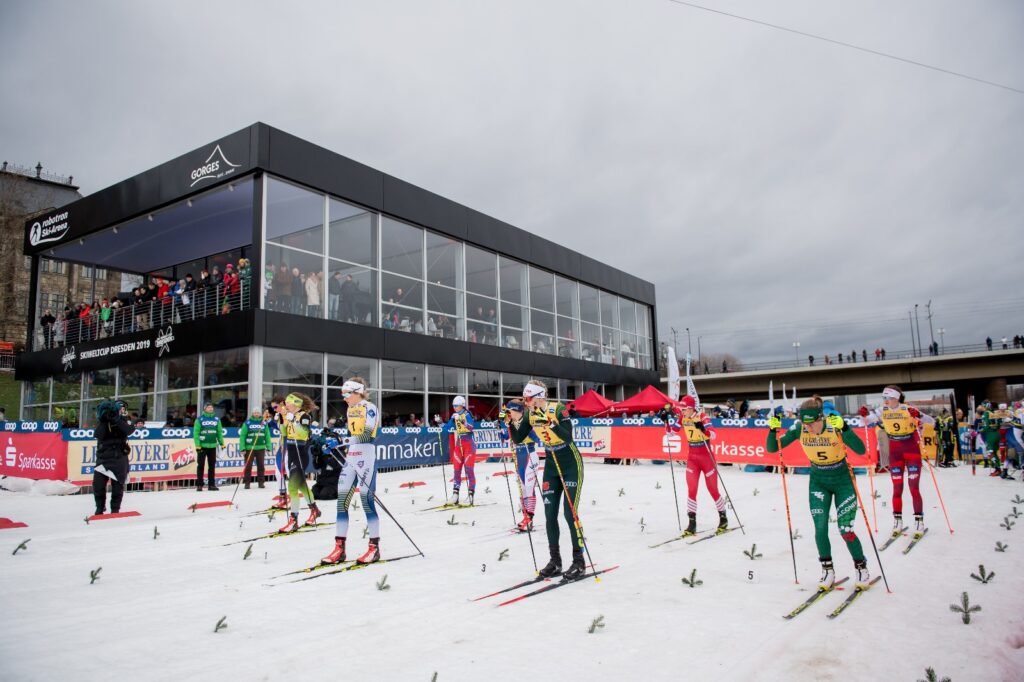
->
xmin=273 ymin=558 xmax=358 ymax=579
xmin=423 ymin=502 xmax=497 ymax=513
xmin=782 ymin=577 xmax=849 ymax=619
xmin=878 ymin=527 xmax=908 ymax=552
xmin=687 ymin=527 xmax=739 ymax=545
xmin=827 ymin=576 xmax=882 ymax=619
xmin=649 ymin=531 xmax=698 ymax=548
xmin=902 ymin=527 xmax=929 ymax=555
xmin=244 ymin=506 xmax=289 ymax=517
xmin=497 ymin=566 xmax=620 ymax=607
xmin=471 ymin=576 xmax=548 ymax=601
xmin=278 ymin=552 xmax=422 ymax=584
xmin=223 ymin=522 xmax=331 ymax=546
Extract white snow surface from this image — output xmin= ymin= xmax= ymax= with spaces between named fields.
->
xmin=2 ymin=461 xmax=1023 ymax=681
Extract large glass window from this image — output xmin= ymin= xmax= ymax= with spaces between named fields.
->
xmin=579 ymin=284 xmax=600 ymax=324
xmin=581 ymin=322 xmax=601 ymax=361
xmin=619 ymin=298 xmax=637 ymax=334
xmin=465 ymin=245 xmax=497 ymax=297
xmin=202 ymin=385 xmax=248 ymax=426
xmin=204 ymin=348 xmax=248 ymax=386
xmin=52 ymin=373 xmax=82 ymax=403
xmin=381 ymin=361 xmax=424 ymax=392
xmin=265 ymin=245 xmax=325 ymax=318
xmin=499 ymin=256 xmax=528 ymax=305
xmin=380 ymin=218 xmax=423 ymax=279
xmin=165 ymin=354 xmax=199 ymax=391
xmin=637 ymin=304 xmax=651 ymax=339
xmin=556 ymin=276 xmax=579 ymax=318
xmin=380 ymin=360 xmax=424 ymax=426
xmin=501 ymin=302 xmax=526 ymax=351
xmin=466 ymin=294 xmax=498 ymax=345
xmin=428 ymin=365 xmax=465 ymax=394
xmin=158 ymin=389 xmax=197 ymax=427
xmin=501 ymin=373 xmax=531 ymax=399
xmin=426 ymin=232 xmax=461 ymax=288
xmin=328 ymin=199 xmax=376 ymax=266
xmin=83 ymin=369 xmax=117 ymax=401
xmin=264 ymin=348 xmax=323 ymax=385
xmin=531 ymin=310 xmax=555 ymax=354
xmin=600 ymin=291 xmax=618 ymax=329
xmin=327 ymin=261 xmax=376 ymax=326
xmin=467 ymin=369 xmax=500 ymax=396
xmin=266 ymin=177 xmax=325 ymax=254
xmin=529 ymin=267 xmax=554 ymax=312
xmin=381 ymin=273 xmax=423 ymax=332
xmin=557 ymin=316 xmax=579 ymax=359
xmin=26 ymin=379 xmax=51 ymax=406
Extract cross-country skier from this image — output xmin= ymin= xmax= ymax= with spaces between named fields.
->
xmin=768 ymin=396 xmax=871 ymax=590
xmin=500 ymin=398 xmax=540 ymax=531
xmin=269 ymin=397 xmax=290 ymax=509
xmin=1000 ymin=402 xmax=1022 ymax=479
xmin=509 ymin=380 xmax=587 ymax=580
xmin=860 ymin=385 xmax=934 ymax=539
xmin=277 ymin=393 xmax=321 ymax=533
xmin=444 ymin=396 xmax=476 ymax=505
xmin=322 ymin=377 xmax=382 ymax=565
xmin=666 ymin=395 xmax=727 ymax=536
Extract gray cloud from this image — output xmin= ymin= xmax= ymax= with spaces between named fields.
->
xmin=2 ymin=0 xmax=1022 ymax=363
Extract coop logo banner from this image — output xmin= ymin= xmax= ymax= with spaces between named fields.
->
xmin=29 ymin=211 xmax=71 ymax=246
xmin=189 ymin=144 xmax=241 ymax=187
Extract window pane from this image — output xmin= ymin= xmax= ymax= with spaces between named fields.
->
xmin=426 ymin=231 xmax=461 ymax=288
xmin=266 ymin=177 xmax=324 ymax=254
xmin=166 ymin=354 xmax=199 ymax=390
xmin=160 ymin=389 xmax=197 ymax=427
xmin=24 ymin=405 xmax=50 ymax=420
xmin=579 ymin=284 xmax=600 ymax=324
xmin=263 ymin=348 xmax=323 ymax=385
xmin=502 ymin=327 xmax=526 ymax=351
xmin=380 ymin=392 xmax=424 ymax=426
xmin=555 ymin=276 xmax=579 ymax=318
xmin=529 ymin=267 xmax=554 ymax=312
xmin=465 ymin=245 xmax=496 ymax=297
xmin=380 ymin=218 xmax=423 ymax=278
xmin=380 ymin=361 xmax=424 ymax=392
xmin=52 ymin=373 xmax=81 ymax=403
xmin=26 ymin=378 xmax=51 ymax=405
xmin=467 ymin=369 xmax=500 ymax=396
xmin=428 ymin=365 xmax=465 ymax=394
xmin=265 ymin=245 xmax=326 ymax=318
xmin=637 ymin=304 xmax=651 ymax=338
xmin=120 ymin=393 xmax=152 ymax=422
xmin=603 ymin=328 xmax=620 ymax=364
xmin=531 ymin=310 xmax=555 ymax=354
xmin=621 ymin=332 xmax=638 ymax=368
xmin=329 ymin=198 xmax=376 ymax=266
xmin=427 ymin=284 xmax=459 ymax=316
xmin=501 ymin=373 xmax=531 ymax=398
xmin=327 ymin=261 xmax=376 ymax=325
xmin=557 ymin=316 xmax=579 ymax=359
xmin=501 ymin=302 xmax=523 ymax=329
xmin=600 ymin=291 xmax=618 ymax=329
xmin=84 ymin=369 xmax=117 ymax=401
xmin=204 ymin=348 xmax=248 ymax=386
xmin=326 ymin=353 xmax=377 ymax=389
xmin=466 ymin=294 xmax=497 ymax=345
xmin=619 ymin=298 xmax=637 ymax=333
xmin=499 ymin=256 xmax=527 ymax=304
xmin=381 ymin=273 xmax=423 ymax=331
xmin=429 ymin=311 xmax=459 ymax=340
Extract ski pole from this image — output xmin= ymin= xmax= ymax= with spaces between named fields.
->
xmin=777 ymin=453 xmax=798 ymax=584
xmin=664 ymin=408 xmax=683 ymax=533
xmin=917 ymin=425 xmax=955 ymax=535
xmin=864 ymin=421 xmax=878 ymax=533
xmin=504 ymin=425 xmax=539 ymax=573
xmin=845 ymin=458 xmax=891 ymax=593
xmin=707 ymin=449 xmax=745 ymax=535
xmin=435 ymin=423 xmax=450 ymax=504
xmin=546 ymin=443 xmax=600 ymax=581
xmin=500 ymin=436 xmax=519 ymax=526
xmin=231 ymin=443 xmax=257 ymax=505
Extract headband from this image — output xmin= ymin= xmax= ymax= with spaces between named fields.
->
xmin=523 ymin=383 xmax=546 ymax=399
xmin=340 ymin=380 xmax=365 ymax=395
xmin=800 ymin=407 xmax=823 ymax=423
xmin=882 ymin=387 xmax=901 ymax=400
xmin=285 ymin=394 xmax=303 ymax=408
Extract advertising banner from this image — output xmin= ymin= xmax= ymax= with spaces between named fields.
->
xmin=0 ymin=432 xmax=67 ymax=480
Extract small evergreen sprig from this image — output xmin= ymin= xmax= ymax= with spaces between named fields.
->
xmin=917 ymin=667 xmax=951 ymax=682
xmin=1011 ymin=506 xmax=1021 ymax=519
xmin=752 ymin=488 xmax=759 ymax=497
xmin=498 ymin=549 xmax=509 ymax=562
xmin=970 ymin=565 xmax=994 ymax=584
xmin=655 ymin=481 xmax=662 ymax=490
xmin=90 ymin=567 xmax=102 ymax=584
xmin=618 ymin=488 xmax=625 ymax=497
xmin=153 ymin=526 xmax=160 ymax=540
xmin=949 ymin=592 xmax=981 ymax=624
xmin=791 ymin=528 xmax=802 ymax=541
xmin=243 ymin=543 xmax=253 ymax=560
xmin=743 ymin=543 xmax=763 ymax=560
xmin=485 ymin=487 xmax=491 ymax=494
xmin=446 ymin=515 xmax=458 ymax=526
xmin=376 ymin=574 xmax=391 ymax=591
xmin=872 ymin=490 xmax=881 ymax=500
xmin=995 ymin=541 xmax=1008 ymax=553
xmin=1012 ymin=494 xmax=1024 ymax=505
xmin=12 ymin=539 xmax=30 ymax=555
xmin=214 ymin=616 xmax=228 ymax=633
xmin=1000 ymin=517 xmax=1015 ymax=531
xmin=588 ymin=615 xmax=605 ymax=633
xmin=681 ymin=568 xmax=703 ymax=588
xmin=363 ymin=527 xmax=369 ymax=538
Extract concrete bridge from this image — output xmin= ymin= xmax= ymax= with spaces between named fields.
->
xmin=676 ymin=348 xmax=1024 ymax=406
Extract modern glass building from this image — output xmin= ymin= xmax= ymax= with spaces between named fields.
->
xmin=17 ymin=124 xmax=658 ymax=426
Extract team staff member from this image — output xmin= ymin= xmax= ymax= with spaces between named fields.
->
xmin=768 ymin=396 xmax=871 ymax=590
xmin=239 ymin=408 xmax=272 ymax=489
xmin=93 ymin=399 xmax=134 ymax=515
xmin=193 ymin=403 xmax=225 ymax=491
xmin=509 ymin=380 xmax=587 ymax=581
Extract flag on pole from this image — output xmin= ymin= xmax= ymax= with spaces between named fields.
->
xmin=685 ymin=353 xmax=700 ymax=410
xmin=666 ymin=346 xmax=680 ymax=400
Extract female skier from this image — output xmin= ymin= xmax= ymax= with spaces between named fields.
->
xmin=277 ymin=392 xmax=322 ymax=533
xmin=509 ymin=380 xmax=587 ymax=580
xmin=269 ymin=397 xmax=290 ymax=510
xmin=500 ymin=398 xmax=539 ymax=531
xmin=768 ymin=396 xmax=871 ymax=590
xmin=322 ymin=377 xmax=382 ymax=564
xmin=444 ymin=396 xmax=476 ymax=505
xmin=860 ymin=385 xmax=934 ymax=539
xmin=667 ymin=395 xmax=727 ymax=536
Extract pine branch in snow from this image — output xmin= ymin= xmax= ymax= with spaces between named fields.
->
xmin=618 ymin=488 xmax=625 ymax=497
xmin=447 ymin=515 xmax=458 ymax=525
xmin=153 ymin=526 xmax=160 ymax=540
xmin=12 ymin=539 xmax=30 ymax=555
xmin=214 ymin=616 xmax=228 ymax=633
xmin=969 ymin=565 xmax=994 ymax=584
xmin=743 ymin=544 xmax=763 ymax=560
xmin=1011 ymin=506 xmax=1021 ymax=519
xmin=1000 ymin=517 xmax=1015 ymax=531
xmin=485 ymin=487 xmax=491 ymax=494
xmin=681 ymin=568 xmax=703 ymax=588
xmin=916 ymin=667 xmax=950 ymax=682
xmin=995 ymin=541 xmax=1008 ymax=552
xmin=587 ymin=615 xmax=605 ymax=633
xmin=498 ymin=549 xmax=509 ymax=561
xmin=753 ymin=488 xmax=759 ymax=496
xmin=243 ymin=543 xmax=253 ymax=561
xmin=376 ymin=574 xmax=391 ymax=591
xmin=90 ymin=567 xmax=102 ymax=584
xmin=949 ymin=592 xmax=981 ymax=624
xmin=363 ymin=527 xmax=369 ymax=538
xmin=1012 ymin=494 xmax=1024 ymax=505
xmin=791 ymin=529 xmax=802 ymax=540
xmin=655 ymin=481 xmax=662 ymax=489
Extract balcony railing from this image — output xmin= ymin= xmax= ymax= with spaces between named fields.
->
xmin=34 ymin=280 xmax=251 ymax=351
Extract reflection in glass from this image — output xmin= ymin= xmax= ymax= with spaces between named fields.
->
xmin=265 ymin=244 xmax=326 ymax=318
xmin=119 ymin=361 xmax=155 ymax=395
xmin=326 ymin=354 xmax=377 ymax=388
xmin=619 ymin=298 xmax=637 ymax=333
xmin=266 ymin=177 xmax=324 ymax=254
xmin=381 ymin=218 xmax=424 ymax=278
xmin=380 ymin=361 xmax=424 ymax=392
xmin=381 ymin=273 xmax=423 ymax=332
xmin=556 ymin=276 xmax=579 ymax=318
xmin=499 ymin=256 xmax=527 ymax=304
xmin=466 ymin=294 xmax=498 ymax=345
xmin=166 ymin=355 xmax=199 ymax=390
xmin=600 ymin=291 xmax=618 ymax=329
xmin=426 ymin=232 xmax=462 ymax=288
xmin=263 ymin=348 xmax=323 ymax=385
xmin=467 ymin=369 xmax=500 ymax=396
xmin=328 ymin=261 xmax=376 ymax=325
xmin=529 ymin=267 xmax=554 ymax=312
xmin=329 ymin=198 xmax=376 ymax=266
xmin=465 ymin=245 xmax=497 ymax=297
xmin=579 ymin=284 xmax=600 ymax=324
xmin=428 ymin=365 xmax=466 ymax=394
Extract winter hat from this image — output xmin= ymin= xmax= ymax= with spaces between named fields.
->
xmin=680 ymin=395 xmax=696 ymax=409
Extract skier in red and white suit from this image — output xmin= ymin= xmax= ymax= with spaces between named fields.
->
xmin=666 ymin=395 xmax=727 ymax=536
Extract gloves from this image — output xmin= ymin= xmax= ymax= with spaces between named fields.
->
xmin=693 ymin=421 xmax=706 ymax=433
xmin=324 ymin=437 xmax=339 ymax=450
xmin=498 ymin=409 xmax=508 ymax=420
xmin=768 ymin=416 xmax=781 ymax=430
xmin=858 ymin=405 xmax=869 ymax=417
xmin=907 ymin=406 xmax=921 ymax=419
xmin=827 ymin=414 xmax=845 ymax=430
xmin=529 ymin=409 xmax=549 ymax=426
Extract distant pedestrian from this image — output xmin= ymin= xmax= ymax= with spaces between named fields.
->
xmin=862 ymin=349 xmax=867 ymax=362
xmin=874 ymin=348 xmax=881 ymax=361
xmin=808 ymin=354 xmax=814 ymax=366
xmin=837 ymin=353 xmax=843 ymax=364
xmin=851 ymin=350 xmax=857 ymax=363
xmin=986 ymin=336 xmax=993 ymax=351
xmin=1001 ymin=337 xmax=1008 ymax=350
xmin=881 ymin=348 xmax=886 ymax=360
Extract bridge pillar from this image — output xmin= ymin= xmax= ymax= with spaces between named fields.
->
xmin=985 ymin=378 xmax=1008 ymax=405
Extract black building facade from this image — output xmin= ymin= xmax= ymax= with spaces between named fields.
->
xmin=17 ymin=124 xmax=658 ymax=426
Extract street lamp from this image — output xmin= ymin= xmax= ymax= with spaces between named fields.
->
xmin=685 ymin=327 xmax=692 ymax=356
xmin=937 ymin=328 xmax=946 ymax=354
xmin=792 ymin=340 xmax=801 ymax=364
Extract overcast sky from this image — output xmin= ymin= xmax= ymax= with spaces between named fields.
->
xmin=2 ymin=0 xmax=1022 ymax=364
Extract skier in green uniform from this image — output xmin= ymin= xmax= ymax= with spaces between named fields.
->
xmin=767 ymin=396 xmax=871 ymax=590
xmin=508 ymin=380 xmax=587 ymax=580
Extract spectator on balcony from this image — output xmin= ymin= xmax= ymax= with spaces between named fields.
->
xmin=196 ymin=269 xmax=211 ymax=317
xmin=340 ymin=273 xmax=356 ymax=322
xmin=222 ymin=266 xmax=239 ymax=313
xmin=78 ymin=301 xmax=93 ymax=341
xmin=305 ymin=270 xmax=321 ymax=317
xmin=98 ymin=298 xmax=113 ymax=337
xmin=291 ymin=267 xmax=304 ymax=314
xmin=1002 ymin=336 xmax=1008 ymax=350
xmin=41 ymin=308 xmax=56 ymax=349
xmin=238 ymin=258 xmax=251 ymax=305
xmin=264 ymin=262 xmax=276 ymax=310
xmin=881 ymin=348 xmax=886 ymax=360
xmin=275 ymin=264 xmax=290 ymax=312
xmin=328 ymin=271 xmax=342 ymax=319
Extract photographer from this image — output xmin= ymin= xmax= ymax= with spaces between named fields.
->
xmin=93 ymin=399 xmax=134 ymax=515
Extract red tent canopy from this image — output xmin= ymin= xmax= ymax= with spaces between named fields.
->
xmin=608 ymin=385 xmax=681 ymax=416
xmin=567 ymin=389 xmax=616 ymax=417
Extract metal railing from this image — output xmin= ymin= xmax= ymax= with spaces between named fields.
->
xmin=34 ymin=280 xmax=251 ymax=350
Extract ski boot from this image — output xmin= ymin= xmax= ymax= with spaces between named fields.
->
xmin=322 ymin=537 xmax=346 ymax=565
xmin=305 ymin=503 xmax=321 ymax=526
xmin=716 ymin=510 xmax=729 ymax=534
xmin=516 ymin=512 xmax=534 ymax=533
xmin=451 ymin=488 xmax=460 ymax=506
xmin=278 ymin=513 xmax=300 ymax=534
xmin=817 ymin=559 xmax=836 ymax=591
xmin=681 ymin=512 xmax=697 ymax=538
xmin=538 ymin=546 xmax=562 ymax=578
xmin=562 ymin=548 xmax=586 ymax=582
xmin=913 ymin=514 xmax=925 ymax=539
xmin=272 ymin=494 xmax=291 ymax=510
xmin=466 ymin=490 xmax=475 ymax=506
xmin=890 ymin=514 xmax=903 ymax=539
xmin=94 ymin=507 xmax=106 ymax=517
xmin=208 ymin=484 xmax=220 ymax=491
xmin=357 ymin=538 xmax=380 ymax=564
xmin=854 ymin=559 xmax=871 ymax=590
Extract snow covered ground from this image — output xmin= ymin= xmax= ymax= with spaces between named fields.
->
xmin=2 ymin=460 xmax=1023 ymax=682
